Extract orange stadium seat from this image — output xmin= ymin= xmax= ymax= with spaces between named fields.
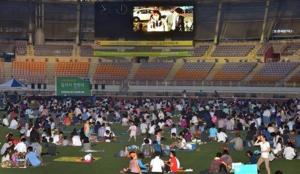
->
xmin=287 ymin=70 xmax=300 ymax=85
xmin=93 ymin=63 xmax=131 ymax=83
xmin=250 ymin=62 xmax=298 ymax=84
xmin=12 ymin=61 xmax=46 ymax=83
xmin=173 ymin=62 xmax=214 ymax=81
xmin=0 ymin=62 xmax=4 ymax=82
xmin=213 ymin=63 xmax=256 ymax=82
xmin=55 ymin=62 xmax=89 ymax=77
xmin=134 ymin=63 xmax=173 ymax=81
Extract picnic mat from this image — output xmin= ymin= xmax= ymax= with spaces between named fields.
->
xmin=54 ymin=156 xmax=101 ymax=163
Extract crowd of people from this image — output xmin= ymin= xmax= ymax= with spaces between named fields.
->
xmin=0 ymin=96 xmax=299 ymax=173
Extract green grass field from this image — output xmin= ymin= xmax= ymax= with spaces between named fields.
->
xmin=0 ymin=125 xmax=299 ymax=174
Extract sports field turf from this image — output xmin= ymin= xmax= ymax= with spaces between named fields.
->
xmin=0 ymin=125 xmax=299 ymax=174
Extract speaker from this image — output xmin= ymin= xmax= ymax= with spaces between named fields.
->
xmin=31 ymin=83 xmax=35 ymax=89
xmin=37 ymin=83 xmax=41 ymax=89
xmin=101 ymin=84 xmax=105 ymax=90
xmin=94 ymin=84 xmax=98 ymax=90
xmin=43 ymin=84 xmax=47 ymax=89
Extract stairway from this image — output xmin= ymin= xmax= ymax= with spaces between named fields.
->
xmin=88 ymin=60 xmax=98 ymax=81
xmin=27 ymin=45 xmax=34 ymax=56
xmin=3 ymin=63 xmax=12 ymax=81
xmin=283 ymin=64 xmax=300 ymax=82
xmin=46 ymin=62 xmax=56 ymax=84
xmin=127 ymin=63 xmax=141 ymax=80
xmin=248 ymin=43 xmax=262 ymax=59
xmin=242 ymin=63 xmax=264 ymax=82
xmin=205 ymin=44 xmax=216 ymax=58
xmin=205 ymin=63 xmax=224 ymax=81
xmin=165 ymin=59 xmax=184 ymax=80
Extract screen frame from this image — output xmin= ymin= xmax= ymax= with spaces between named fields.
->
xmin=95 ymin=0 xmax=196 ymax=40
xmin=131 ymin=1 xmax=195 ymax=35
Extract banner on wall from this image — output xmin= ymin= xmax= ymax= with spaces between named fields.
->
xmin=95 ymin=40 xmax=193 ymax=46
xmin=56 ymin=77 xmax=91 ymax=96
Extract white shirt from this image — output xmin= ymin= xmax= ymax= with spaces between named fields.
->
xmin=9 ymin=119 xmax=18 ymax=130
xmin=150 ymin=156 xmax=165 ymax=172
xmin=148 ymin=125 xmax=156 ymax=135
xmin=53 ymin=134 xmax=60 ymax=145
xmin=171 ymin=127 xmax=177 ymax=136
xmin=263 ymin=109 xmax=271 ymax=117
xmin=1 ymin=154 xmax=10 ymax=163
xmin=2 ymin=118 xmax=9 ymax=126
xmin=158 ymin=111 xmax=165 ymax=120
xmin=283 ymin=146 xmax=296 ymax=160
xmin=272 ymin=143 xmax=282 ymax=154
xmin=140 ymin=123 xmax=148 ymax=134
xmin=217 ymin=132 xmax=228 ymax=143
xmin=191 ymin=116 xmax=198 ymax=125
xmin=258 ymin=142 xmax=270 ymax=158
xmin=72 ymin=135 xmax=82 ymax=146
xmin=267 ymin=126 xmax=275 ymax=133
xmin=14 ymin=142 xmax=27 ymax=153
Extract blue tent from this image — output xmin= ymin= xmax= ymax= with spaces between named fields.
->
xmin=0 ymin=78 xmax=26 ymax=89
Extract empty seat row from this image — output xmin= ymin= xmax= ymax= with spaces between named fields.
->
xmin=287 ymin=69 xmax=300 ymax=84
xmin=193 ymin=45 xmax=209 ymax=57
xmin=251 ymin=62 xmax=298 ymax=83
xmin=213 ymin=63 xmax=256 ymax=81
xmin=93 ymin=63 xmax=131 ymax=82
xmin=212 ymin=45 xmax=254 ymax=57
xmin=174 ymin=62 xmax=214 ymax=81
xmin=135 ymin=63 xmax=173 ymax=80
xmin=35 ymin=45 xmax=73 ymax=56
xmin=80 ymin=45 xmax=93 ymax=57
xmin=56 ymin=62 xmax=89 ymax=77
xmin=12 ymin=61 xmax=46 ymax=83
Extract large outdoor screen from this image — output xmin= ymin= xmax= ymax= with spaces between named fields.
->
xmin=133 ymin=6 xmax=193 ymax=32
xmin=95 ymin=1 xmax=195 ymax=39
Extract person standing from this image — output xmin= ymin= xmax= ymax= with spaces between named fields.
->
xmin=128 ymin=122 xmax=137 ymax=142
xmin=150 ymin=152 xmax=165 ymax=173
xmin=254 ymin=135 xmax=271 ymax=174
xmin=166 ymin=151 xmax=180 ymax=173
xmin=122 ymin=152 xmax=141 ymax=174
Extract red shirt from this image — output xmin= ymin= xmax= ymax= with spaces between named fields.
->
xmin=170 ymin=156 xmax=178 ymax=172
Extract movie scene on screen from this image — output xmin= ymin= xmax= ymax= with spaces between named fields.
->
xmin=133 ymin=6 xmax=193 ymax=32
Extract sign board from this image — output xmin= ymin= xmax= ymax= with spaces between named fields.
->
xmin=95 ymin=40 xmax=193 ymax=46
xmin=56 ymin=77 xmax=91 ymax=96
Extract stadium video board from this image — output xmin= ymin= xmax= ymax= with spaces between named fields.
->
xmin=95 ymin=1 xmax=195 ymax=39
xmin=133 ymin=6 xmax=193 ymax=32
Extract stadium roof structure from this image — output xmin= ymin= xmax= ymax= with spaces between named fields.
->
xmin=1 ymin=0 xmax=278 ymax=3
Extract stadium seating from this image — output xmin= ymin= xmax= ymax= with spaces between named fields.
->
xmin=0 ymin=41 xmax=15 ymax=53
xmin=55 ymin=62 xmax=89 ymax=77
xmin=12 ymin=61 xmax=46 ymax=83
xmin=282 ymin=43 xmax=300 ymax=56
xmin=93 ymin=63 xmax=131 ymax=83
xmin=193 ymin=45 xmax=209 ymax=57
xmin=80 ymin=45 xmax=93 ymax=57
xmin=35 ymin=45 xmax=73 ymax=56
xmin=256 ymin=43 xmax=272 ymax=56
xmin=15 ymin=41 xmax=27 ymax=55
xmin=212 ymin=45 xmax=254 ymax=57
xmin=251 ymin=62 xmax=298 ymax=84
xmin=134 ymin=62 xmax=173 ymax=81
xmin=0 ymin=62 xmax=4 ymax=82
xmin=213 ymin=62 xmax=256 ymax=81
xmin=271 ymin=43 xmax=287 ymax=54
xmin=287 ymin=69 xmax=300 ymax=85
xmin=173 ymin=62 xmax=214 ymax=81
